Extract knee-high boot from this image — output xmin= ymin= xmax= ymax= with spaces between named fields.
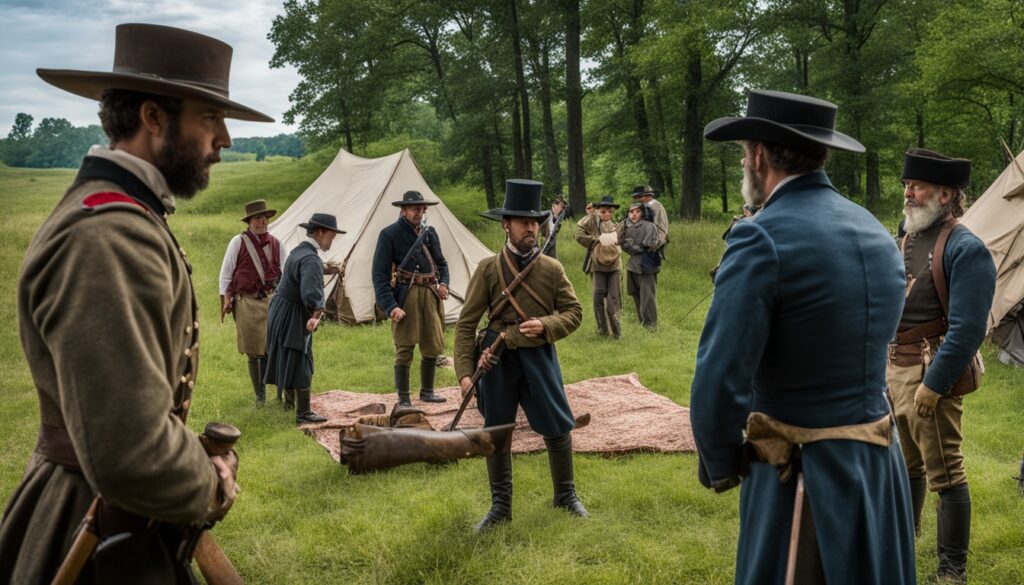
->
xmin=474 ymin=452 xmax=513 ymax=532
xmin=419 ymin=357 xmax=445 ymax=403
xmin=395 ymin=365 xmax=411 ymax=407
xmin=909 ymin=475 xmax=927 ymax=536
xmin=295 ymin=388 xmax=327 ymax=425
xmin=246 ymin=356 xmax=266 ymax=405
xmin=544 ymin=434 xmax=588 ymax=517
xmin=937 ymin=483 xmax=971 ymax=584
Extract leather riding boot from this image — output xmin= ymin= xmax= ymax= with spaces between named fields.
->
xmin=608 ymin=312 xmax=621 ymax=340
xmin=246 ymin=357 xmax=266 ymax=405
xmin=419 ymin=357 xmax=446 ymax=403
xmin=395 ymin=365 xmax=412 ymax=407
xmin=474 ymin=452 xmax=513 ymax=532
xmin=295 ymin=388 xmax=327 ymax=424
xmin=544 ymin=434 xmax=588 ymax=517
xmin=283 ymin=388 xmax=295 ymax=411
xmin=909 ymin=475 xmax=927 ymax=536
xmin=937 ymin=483 xmax=971 ymax=584
xmin=593 ymin=302 xmax=608 ymax=336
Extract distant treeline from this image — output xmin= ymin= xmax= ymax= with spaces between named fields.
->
xmin=1 ymin=112 xmax=305 ymax=168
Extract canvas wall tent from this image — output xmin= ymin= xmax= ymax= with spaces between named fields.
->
xmin=268 ymin=148 xmax=494 ymax=325
xmin=961 ymin=149 xmax=1024 ymax=366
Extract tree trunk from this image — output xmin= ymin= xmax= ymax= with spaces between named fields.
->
xmin=650 ymin=77 xmax=675 ymax=199
xmin=720 ymin=150 xmax=728 ymax=213
xmin=512 ymin=97 xmax=525 ymax=177
xmin=866 ymin=150 xmax=879 ymax=211
xmin=565 ymin=0 xmax=587 ymax=214
xmin=626 ymin=74 xmax=662 ymax=193
xmin=539 ymin=49 xmax=564 ymax=194
xmin=680 ymin=50 xmax=703 ymax=220
xmin=916 ymin=108 xmax=925 ymax=147
xmin=509 ymin=0 xmax=533 ymax=178
xmin=482 ymin=144 xmax=497 ymax=209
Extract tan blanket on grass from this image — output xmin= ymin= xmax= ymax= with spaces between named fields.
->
xmin=303 ymin=373 xmax=695 ymax=461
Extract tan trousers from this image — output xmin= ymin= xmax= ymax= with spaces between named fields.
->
xmin=233 ymin=294 xmax=270 ymax=357
xmin=393 ymin=284 xmax=445 ymax=366
xmin=887 ymin=362 xmax=966 ymax=492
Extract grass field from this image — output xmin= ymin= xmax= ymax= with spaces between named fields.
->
xmin=1 ymin=158 xmax=1022 ymax=584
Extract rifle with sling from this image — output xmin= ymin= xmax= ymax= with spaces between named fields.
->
xmin=450 ymin=210 xmax=566 ymax=430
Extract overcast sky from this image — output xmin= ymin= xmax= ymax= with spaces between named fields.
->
xmin=0 ymin=0 xmax=301 ymax=138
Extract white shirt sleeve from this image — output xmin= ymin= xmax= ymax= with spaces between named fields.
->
xmin=219 ymin=235 xmax=241 ymax=295
xmin=278 ymin=240 xmax=289 ymax=269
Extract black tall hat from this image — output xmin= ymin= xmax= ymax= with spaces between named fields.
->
xmin=901 ymin=148 xmax=971 ymax=188
xmin=481 ymin=179 xmax=550 ymax=221
xmin=298 ymin=213 xmax=346 ymax=234
xmin=392 ymin=190 xmax=439 ymax=207
xmin=704 ymin=89 xmax=864 ymax=154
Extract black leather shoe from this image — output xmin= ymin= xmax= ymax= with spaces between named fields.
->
xmin=419 ymin=390 xmax=447 ymax=403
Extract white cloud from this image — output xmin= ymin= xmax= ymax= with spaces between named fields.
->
xmin=0 ymin=0 xmax=301 ymax=138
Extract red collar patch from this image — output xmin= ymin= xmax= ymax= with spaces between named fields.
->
xmin=82 ymin=192 xmax=148 ymax=213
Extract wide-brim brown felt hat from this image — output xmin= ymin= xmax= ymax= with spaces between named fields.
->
xmin=704 ymin=89 xmax=864 ymax=154
xmin=37 ymin=23 xmax=273 ymax=123
xmin=241 ymin=199 xmax=276 ymax=222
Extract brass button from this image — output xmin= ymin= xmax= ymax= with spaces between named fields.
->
xmin=184 ymin=348 xmax=192 ymax=357
xmin=187 ymin=380 xmax=195 ymax=390
xmin=185 ymin=325 xmax=192 ymax=335
xmin=193 ymin=321 xmax=200 ymax=330
xmin=180 ymin=375 xmax=189 ymax=385
xmin=179 ymin=247 xmax=187 ymax=257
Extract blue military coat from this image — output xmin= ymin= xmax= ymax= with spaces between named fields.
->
xmin=690 ymin=170 xmax=916 ymax=584
xmin=264 ymin=241 xmax=325 ymax=390
xmin=371 ymin=217 xmax=449 ymax=315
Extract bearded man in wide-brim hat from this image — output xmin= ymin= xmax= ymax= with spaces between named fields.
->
xmin=454 ymin=179 xmax=586 ymax=532
xmin=265 ymin=213 xmax=346 ymax=425
xmin=218 ymin=199 xmax=287 ymax=405
xmin=887 ymin=149 xmax=995 ymax=584
xmin=371 ymin=190 xmax=451 ymax=407
xmin=0 ymin=23 xmax=272 ymax=583
xmin=690 ymin=89 xmax=917 ymax=583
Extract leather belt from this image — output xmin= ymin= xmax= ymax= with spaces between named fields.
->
xmin=35 ymin=422 xmax=82 ymax=472
xmin=893 ymin=318 xmax=946 ymax=344
xmin=396 ymin=271 xmax=437 ymax=286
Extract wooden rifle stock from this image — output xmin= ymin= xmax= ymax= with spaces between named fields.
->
xmin=194 ymin=532 xmax=243 ymax=585
xmin=50 ymin=498 xmax=99 ymax=585
xmin=448 ymin=333 xmax=506 ymax=431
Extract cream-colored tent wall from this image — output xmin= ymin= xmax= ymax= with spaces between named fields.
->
xmin=268 ymin=148 xmax=493 ymax=324
xmin=961 ymin=149 xmax=1024 ymax=332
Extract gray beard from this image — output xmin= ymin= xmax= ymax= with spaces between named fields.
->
xmin=904 ymin=196 xmax=947 ymax=234
xmin=741 ymin=165 xmax=766 ymax=207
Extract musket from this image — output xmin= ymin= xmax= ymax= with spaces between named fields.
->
xmin=448 ymin=333 xmax=507 ymax=431
xmin=51 ymin=423 xmax=243 ymax=585
xmin=784 ymin=461 xmax=806 ymax=585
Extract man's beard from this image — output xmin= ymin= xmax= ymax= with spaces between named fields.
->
xmin=904 ymin=195 xmax=947 ymax=234
xmin=509 ymin=232 xmax=537 ymax=254
xmin=741 ymin=164 xmax=766 ymax=208
xmin=154 ymin=118 xmax=215 ymax=199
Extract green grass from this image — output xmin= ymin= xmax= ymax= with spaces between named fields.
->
xmin=1 ymin=159 xmax=1022 ymax=584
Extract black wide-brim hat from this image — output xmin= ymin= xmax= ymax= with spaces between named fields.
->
xmin=37 ymin=23 xmax=273 ymax=123
xmin=901 ymin=148 xmax=971 ymax=188
xmin=482 ymin=179 xmax=550 ymax=221
xmin=593 ymin=195 xmax=620 ymax=208
xmin=704 ymin=89 xmax=864 ymax=154
xmin=392 ymin=190 xmax=439 ymax=207
xmin=630 ymin=185 xmax=657 ymax=198
xmin=299 ymin=213 xmax=346 ymax=234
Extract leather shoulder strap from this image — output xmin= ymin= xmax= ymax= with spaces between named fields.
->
xmin=240 ymin=231 xmax=268 ymax=286
xmin=931 ymin=218 xmax=958 ymax=317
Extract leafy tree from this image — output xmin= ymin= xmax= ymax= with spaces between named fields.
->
xmin=7 ymin=113 xmax=33 ymax=141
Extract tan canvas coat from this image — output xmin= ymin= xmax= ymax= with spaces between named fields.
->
xmin=0 ymin=156 xmax=220 ymax=583
xmin=453 ymin=252 xmax=582 ymax=380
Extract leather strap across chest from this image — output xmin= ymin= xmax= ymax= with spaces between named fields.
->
xmin=489 ymin=248 xmax=551 ymax=321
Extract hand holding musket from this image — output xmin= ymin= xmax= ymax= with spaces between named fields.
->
xmin=451 ymin=333 xmax=507 ymax=431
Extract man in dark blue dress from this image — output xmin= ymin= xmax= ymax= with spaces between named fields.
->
xmin=691 ymin=90 xmax=916 ymax=584
xmin=265 ymin=213 xmax=345 ymax=424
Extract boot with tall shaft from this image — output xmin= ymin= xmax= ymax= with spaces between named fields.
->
xmin=936 ymin=483 xmax=971 ymax=584
xmin=394 ymin=365 xmax=412 ymax=407
xmin=474 ymin=452 xmax=513 ymax=532
xmin=418 ymin=356 xmax=445 ymax=403
xmin=295 ymin=388 xmax=327 ymax=425
xmin=545 ymin=433 xmax=588 ymax=517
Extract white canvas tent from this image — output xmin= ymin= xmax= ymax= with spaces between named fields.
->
xmin=268 ymin=148 xmax=493 ymax=324
xmin=961 ymin=149 xmax=1024 ymax=365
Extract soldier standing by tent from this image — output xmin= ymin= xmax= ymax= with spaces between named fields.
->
xmin=454 ymin=179 xmax=586 ymax=532
xmin=574 ymin=195 xmax=622 ymax=338
xmin=265 ymin=213 xmax=345 ymax=424
xmin=690 ymin=90 xmax=917 ymax=583
xmin=372 ymin=191 xmax=451 ymax=406
xmin=219 ymin=199 xmax=287 ymax=405
xmin=888 ymin=149 xmax=995 ymax=584
xmin=0 ymin=24 xmax=266 ymax=582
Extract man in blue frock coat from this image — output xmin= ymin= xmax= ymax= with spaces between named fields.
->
xmin=265 ymin=213 xmax=345 ymax=424
xmin=690 ymin=90 xmax=916 ymax=584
